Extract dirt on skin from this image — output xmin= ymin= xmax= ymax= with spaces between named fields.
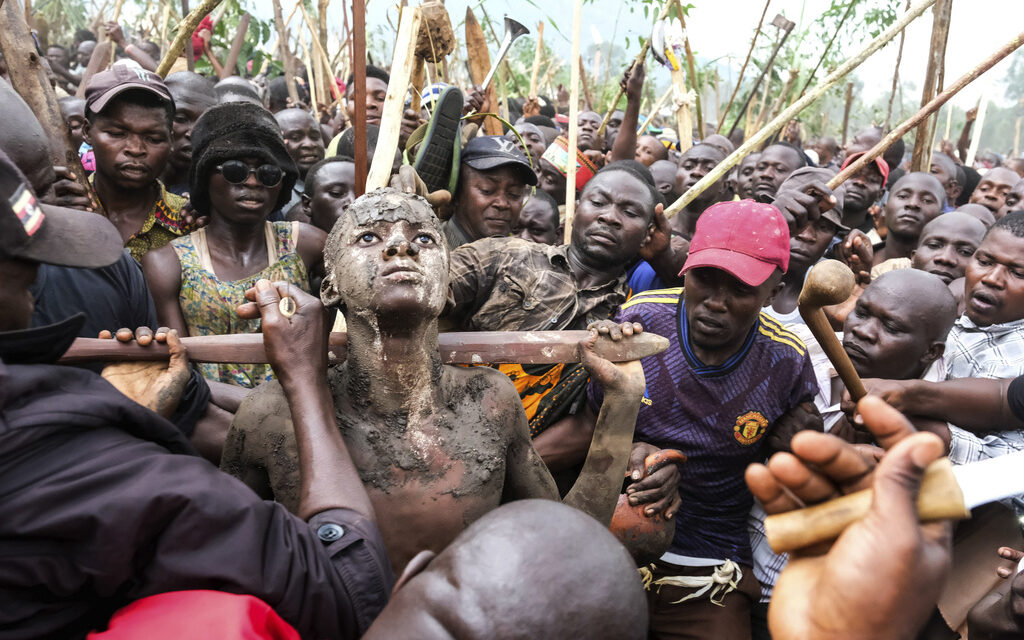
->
xmin=222 ymin=188 xmax=558 ymax=574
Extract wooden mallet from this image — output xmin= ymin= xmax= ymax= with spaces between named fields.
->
xmin=797 ymin=259 xmax=867 ymax=401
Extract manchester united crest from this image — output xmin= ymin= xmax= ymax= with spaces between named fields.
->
xmin=733 ymin=411 xmax=768 ymax=445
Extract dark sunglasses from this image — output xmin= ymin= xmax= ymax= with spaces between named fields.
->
xmin=215 ymin=160 xmax=284 ymax=187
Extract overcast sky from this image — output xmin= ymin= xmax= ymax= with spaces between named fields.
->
xmin=359 ymin=0 xmax=1021 ymax=110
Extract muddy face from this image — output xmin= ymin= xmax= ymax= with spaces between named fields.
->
xmin=323 ymin=188 xmax=449 ymax=320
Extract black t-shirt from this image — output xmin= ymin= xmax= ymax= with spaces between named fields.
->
xmin=29 ymin=250 xmax=210 ymax=436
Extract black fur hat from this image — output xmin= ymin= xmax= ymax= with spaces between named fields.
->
xmin=188 ymin=101 xmax=298 ymax=216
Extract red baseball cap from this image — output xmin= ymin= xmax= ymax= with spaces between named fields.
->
xmin=840 ymin=151 xmax=890 ymax=184
xmin=681 ymin=199 xmax=790 ymax=286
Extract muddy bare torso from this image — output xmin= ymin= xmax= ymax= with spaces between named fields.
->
xmin=222 ymin=363 xmax=522 ymax=573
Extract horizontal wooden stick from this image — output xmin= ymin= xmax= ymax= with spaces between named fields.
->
xmin=663 ymin=0 xmax=937 ymax=219
xmin=827 ymin=29 xmax=1024 ymax=191
xmin=60 ymin=331 xmax=670 ymax=365
xmin=156 ymin=0 xmax=223 ymax=77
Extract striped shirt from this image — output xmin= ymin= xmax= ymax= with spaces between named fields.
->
xmin=945 ymin=314 xmax=1024 ymax=464
xmin=588 ymin=288 xmax=818 ymax=565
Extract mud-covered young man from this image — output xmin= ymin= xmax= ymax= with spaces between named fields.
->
xmin=222 ymin=188 xmax=649 ymax=574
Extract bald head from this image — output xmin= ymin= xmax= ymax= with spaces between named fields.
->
xmin=702 ymin=134 xmax=734 ymax=156
xmin=843 ymin=269 xmax=955 ymax=380
xmin=0 ymin=77 xmax=55 ymax=195
xmin=365 ymin=500 xmax=647 ymax=640
xmin=971 ymin=167 xmax=1021 ymax=216
xmin=956 ymin=203 xmax=996 ymax=228
xmin=649 ymin=159 xmax=681 ymax=204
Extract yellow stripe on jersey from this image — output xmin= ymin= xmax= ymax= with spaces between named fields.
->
xmin=633 ymin=287 xmax=684 ymax=298
xmin=620 ymin=296 xmax=681 ymax=311
xmin=757 ymin=324 xmax=806 ymax=356
xmin=759 ymin=314 xmax=808 ymax=350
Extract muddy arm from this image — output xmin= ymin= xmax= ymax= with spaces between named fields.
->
xmin=561 ymin=359 xmax=645 ymax=525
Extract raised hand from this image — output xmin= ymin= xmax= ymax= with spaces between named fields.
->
xmin=746 ymin=396 xmax=952 ymax=640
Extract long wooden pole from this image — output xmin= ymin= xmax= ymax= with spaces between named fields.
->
xmin=0 ymin=0 xmax=99 ymax=210
xmin=221 ymin=12 xmax=250 ymax=79
xmin=564 ymin=0 xmax=583 ymax=245
xmin=827 ymin=30 xmax=1024 ymax=190
xmin=717 ymin=0 xmax=771 ymax=133
xmin=665 ymin=0 xmax=938 ymax=219
xmin=965 ymin=91 xmax=989 ymax=168
xmin=678 ymin=8 xmax=703 ymax=139
xmin=597 ymin=0 xmax=673 ymax=137
xmin=157 ymin=0 xmax=222 ymax=77
xmin=529 ymin=21 xmax=544 ymax=98
xmin=366 ymin=6 xmax=421 ymax=191
xmin=798 ymin=0 xmax=854 ymax=99
xmin=885 ymin=0 xmax=911 ymax=131
xmin=181 ymin=0 xmax=194 ymax=72
xmin=841 ymin=82 xmax=854 ymax=146
xmin=299 ymin=2 xmax=343 ymax=103
xmin=727 ymin=20 xmax=794 ymax=138
xmin=910 ymin=0 xmax=952 ymax=171
xmin=269 ymin=0 xmax=299 ymax=103
xmin=353 ymin=0 xmax=367 ymax=196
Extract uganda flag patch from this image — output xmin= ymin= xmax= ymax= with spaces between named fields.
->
xmin=10 ymin=184 xmax=44 ymax=236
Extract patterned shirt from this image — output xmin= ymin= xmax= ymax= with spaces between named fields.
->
xmin=588 ymin=288 xmax=818 ymax=565
xmin=945 ymin=315 xmax=1024 ymax=464
xmin=92 ymin=176 xmax=191 ymax=262
xmin=447 ymin=237 xmax=630 ymax=436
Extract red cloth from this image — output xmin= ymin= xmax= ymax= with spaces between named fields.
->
xmin=87 ymin=591 xmax=300 ymax=640
xmin=191 ymin=14 xmax=214 ymax=59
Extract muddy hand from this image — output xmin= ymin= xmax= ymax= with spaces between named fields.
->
xmin=237 ymin=279 xmax=328 ymax=387
xmin=626 ymin=444 xmax=684 ymax=519
xmin=389 ymin=165 xmax=451 ymax=210
xmin=101 ymin=329 xmax=189 ymax=418
xmin=579 ymin=330 xmax=645 ymax=397
xmin=587 ymin=320 xmax=643 ymax=342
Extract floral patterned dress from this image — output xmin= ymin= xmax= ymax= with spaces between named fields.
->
xmin=172 ymin=221 xmax=310 ymax=388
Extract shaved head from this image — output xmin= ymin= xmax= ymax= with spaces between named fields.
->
xmin=956 ymin=203 xmax=997 ymax=228
xmin=844 ymin=269 xmax=956 ymax=380
xmin=364 ymin=500 xmax=647 ymax=640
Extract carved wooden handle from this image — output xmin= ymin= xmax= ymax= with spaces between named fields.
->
xmin=764 ymin=457 xmax=970 ymax=553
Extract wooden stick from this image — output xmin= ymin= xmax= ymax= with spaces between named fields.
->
xmin=0 ymin=0 xmax=99 ymax=210
xmin=366 ymin=6 xmax=421 ymax=191
xmin=60 ymin=331 xmax=670 ymax=365
xmin=464 ymin=8 xmax=501 ymax=136
xmin=798 ymin=0 xmax=854 ymax=99
xmin=564 ymin=0 xmax=583 ymax=245
xmin=597 ymin=0 xmax=673 ymax=137
xmin=727 ymin=18 xmax=794 ymax=138
xmin=1014 ymin=115 xmax=1022 ymax=158
xmin=717 ymin=0 xmax=771 ymax=133
xmin=157 ymin=0 xmax=222 ymax=77
xmin=965 ymin=89 xmax=989 ymax=168
xmin=828 ymin=30 xmax=1024 ymax=191
xmin=107 ymin=0 xmax=126 ymax=68
xmin=75 ymin=39 xmax=112 ymax=98
xmin=671 ymin=64 xmax=693 ymax=152
xmin=910 ymin=0 xmax=952 ymax=172
xmin=675 ymin=3 xmax=700 ymax=138
xmin=885 ymin=0 xmax=911 ymax=131
xmin=221 ymin=12 xmax=250 ymax=79
xmin=579 ymin=57 xmax=593 ymax=111
xmin=353 ymin=0 xmax=367 ymax=196
xmin=639 ymin=87 xmax=673 ymax=134
xmin=299 ymin=30 xmax=318 ymax=114
xmin=664 ymin=0 xmax=938 ymax=220
xmin=299 ymin=2 xmax=343 ymax=103
xmin=765 ymin=457 xmax=969 ymax=553
xmin=181 ymin=0 xmax=194 ymax=72
xmin=529 ymin=21 xmax=544 ymax=98
xmin=841 ymin=82 xmax=854 ymax=146
xmin=268 ymin=0 xmax=299 ymax=102
xmin=159 ymin=3 xmax=171 ymax=52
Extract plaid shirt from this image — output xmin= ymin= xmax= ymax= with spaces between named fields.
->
xmin=945 ymin=315 xmax=1024 ymax=464
xmin=92 ymin=176 xmax=192 ymax=262
xmin=446 ymin=237 xmax=630 ymax=332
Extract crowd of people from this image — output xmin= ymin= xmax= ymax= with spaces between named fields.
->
xmin=2 ymin=8 xmax=1024 ymax=639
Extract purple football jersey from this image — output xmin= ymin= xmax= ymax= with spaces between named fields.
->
xmin=589 ymin=288 xmax=818 ymax=565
